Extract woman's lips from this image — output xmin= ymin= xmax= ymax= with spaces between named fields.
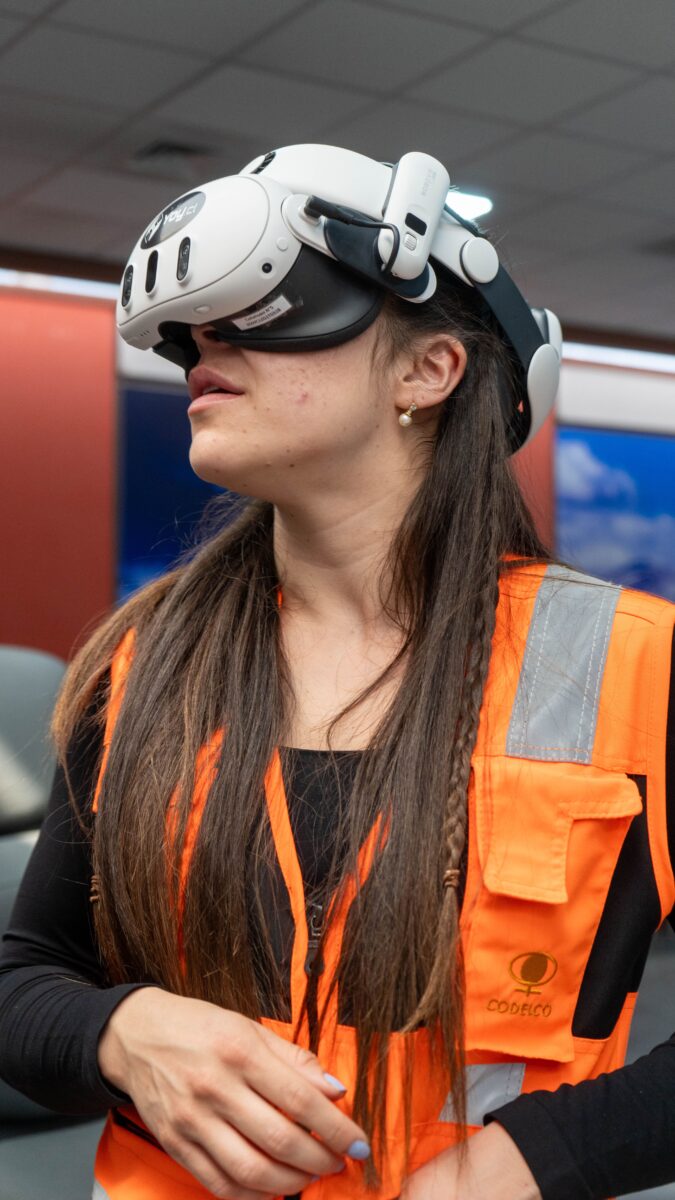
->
xmin=187 ymin=365 xmax=244 ymax=403
xmin=187 ymin=390 xmax=243 ymax=415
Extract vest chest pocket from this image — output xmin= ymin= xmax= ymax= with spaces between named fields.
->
xmin=462 ymin=756 xmax=642 ymax=1062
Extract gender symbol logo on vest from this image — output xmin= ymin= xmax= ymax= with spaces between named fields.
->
xmin=509 ymin=952 xmax=558 ymax=996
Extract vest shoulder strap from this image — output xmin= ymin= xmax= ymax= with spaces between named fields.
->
xmin=500 ymin=564 xmax=675 ymax=920
xmin=92 ymin=628 xmax=137 ymax=814
xmin=505 ymin=564 xmax=621 ymax=764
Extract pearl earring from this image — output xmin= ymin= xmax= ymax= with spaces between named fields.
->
xmin=398 ymin=401 xmax=418 ymax=427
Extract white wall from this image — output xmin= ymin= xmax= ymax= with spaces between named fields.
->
xmin=559 ymin=346 xmax=675 ymax=436
xmin=117 ymin=333 xmax=186 ymax=387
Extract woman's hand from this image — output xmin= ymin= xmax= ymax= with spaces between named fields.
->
xmin=400 ymin=1122 xmax=542 ymax=1200
xmin=98 ymin=986 xmax=370 ymax=1200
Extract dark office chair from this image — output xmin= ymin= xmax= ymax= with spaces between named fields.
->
xmin=0 ymin=645 xmax=105 ymax=1200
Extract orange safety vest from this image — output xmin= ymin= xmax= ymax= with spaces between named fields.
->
xmin=91 ymin=563 xmax=675 ymax=1200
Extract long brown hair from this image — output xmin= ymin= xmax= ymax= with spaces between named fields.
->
xmin=53 ymin=264 xmax=550 ymax=1188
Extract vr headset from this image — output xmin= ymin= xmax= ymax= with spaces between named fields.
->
xmin=116 ymin=144 xmax=562 ymax=453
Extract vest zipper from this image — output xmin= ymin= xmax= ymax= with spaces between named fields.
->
xmin=305 ymin=900 xmax=325 ymax=976
xmin=305 ymin=900 xmax=324 ymax=1047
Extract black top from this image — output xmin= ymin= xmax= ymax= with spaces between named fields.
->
xmin=1 ymin=654 xmax=675 ymax=1200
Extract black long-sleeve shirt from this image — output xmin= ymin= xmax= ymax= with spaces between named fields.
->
xmin=1 ymin=666 xmax=675 ymax=1200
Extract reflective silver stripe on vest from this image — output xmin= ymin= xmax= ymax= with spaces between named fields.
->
xmin=92 ymin=1183 xmax=112 ymax=1200
xmin=506 ymin=565 xmax=621 ymax=763
xmin=438 ymin=1061 xmax=526 ymax=1125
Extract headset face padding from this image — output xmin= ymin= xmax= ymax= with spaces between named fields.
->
xmin=117 ymin=144 xmax=562 ymax=453
xmin=155 ymin=245 xmax=385 ymax=373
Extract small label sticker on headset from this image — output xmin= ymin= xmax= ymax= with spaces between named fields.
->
xmin=231 ymin=295 xmax=293 ymax=330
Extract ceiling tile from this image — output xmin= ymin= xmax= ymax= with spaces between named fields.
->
xmin=88 ymin=116 xmax=261 ymax=187
xmin=153 ymin=63 xmax=373 ymax=144
xmin=321 ymin=98 xmax=521 ymax=164
xmin=522 ymin=0 xmax=675 ymax=69
xmin=0 ymin=25 xmax=205 ymax=110
xmin=94 ymin=233 xmax=142 ymax=264
xmin=627 ymin=274 xmax=675 ymax=339
xmin=24 ymin=167 xmax=186 ymax=227
xmin=560 ymin=76 xmax=675 ymax=154
xmin=552 ymin=291 xmax=667 ymax=336
xmin=540 ymin=258 xmax=675 ymax=336
xmin=536 ymin=246 xmax=671 ymax=296
xmin=566 ymin=243 xmax=668 ymax=285
xmin=0 ymin=150 xmax=54 ymax=200
xmin=588 ymin=157 xmax=675 ymax=220
xmin=0 ymin=201 xmax=132 ymax=257
xmin=0 ymin=12 xmax=24 ymax=45
xmin=540 ymin=253 xmax=658 ymax=295
xmin=53 ymin=0 xmax=309 ymax=58
xmin=489 ymin=233 xmax=574 ymax=284
xmin=0 ymin=0 xmax=668 ymax=343
xmin=520 ymin=246 xmax=675 ymax=335
xmin=496 ymin=197 xmax=666 ymax=256
xmin=362 ymin=0 xmax=565 ymax=32
xmin=239 ymin=0 xmax=487 ymax=93
xmin=0 ymin=0 xmax=55 ymax=14
xmin=0 ymin=87 xmax=121 ymax=160
xmin=471 ymin=185 xmax=550 ymax=236
xmin=456 ymin=132 xmax=651 ymax=197
xmin=496 ymin=239 xmax=577 ymax=289
xmin=409 ymin=39 xmax=639 ymax=123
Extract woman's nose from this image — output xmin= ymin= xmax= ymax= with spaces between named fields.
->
xmin=189 ymin=323 xmax=217 ymax=351
xmin=190 ymin=323 xmax=236 ymax=347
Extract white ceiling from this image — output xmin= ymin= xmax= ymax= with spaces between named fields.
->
xmin=0 ymin=0 xmax=674 ymax=340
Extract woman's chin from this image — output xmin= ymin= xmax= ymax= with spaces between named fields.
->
xmin=187 ymin=451 xmax=267 ymax=498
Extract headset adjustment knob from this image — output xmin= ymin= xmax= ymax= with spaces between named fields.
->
xmin=460 ymin=237 xmax=499 ymax=285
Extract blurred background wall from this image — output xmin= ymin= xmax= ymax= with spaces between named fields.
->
xmin=5 ymin=282 xmax=674 ymax=661
xmin=0 ymin=284 xmax=556 ymax=659
xmin=0 ymin=0 xmax=673 ymax=657
xmin=5 ymin=277 xmax=672 ymax=662
xmin=0 ymin=288 xmax=116 ymax=658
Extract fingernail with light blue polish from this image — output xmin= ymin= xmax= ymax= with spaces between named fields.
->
xmin=323 ymin=1072 xmax=347 ymax=1092
xmin=347 ymin=1139 xmax=371 ymax=1159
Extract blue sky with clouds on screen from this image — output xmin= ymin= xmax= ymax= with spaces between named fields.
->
xmin=556 ymin=427 xmax=675 ymax=602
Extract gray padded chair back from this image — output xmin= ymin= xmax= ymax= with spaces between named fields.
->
xmin=0 ymin=646 xmax=66 ymax=834
xmin=0 ymin=829 xmax=57 ymax=1121
xmin=0 ymin=645 xmax=66 ymax=1122
xmin=0 ymin=645 xmax=108 ymax=1168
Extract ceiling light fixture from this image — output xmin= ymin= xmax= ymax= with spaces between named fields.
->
xmin=446 ymin=189 xmax=493 ymax=220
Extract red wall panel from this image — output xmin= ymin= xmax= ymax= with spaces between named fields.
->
xmin=0 ymin=289 xmax=116 ymax=659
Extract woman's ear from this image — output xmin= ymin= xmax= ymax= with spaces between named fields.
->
xmin=397 ymin=334 xmax=467 ymax=417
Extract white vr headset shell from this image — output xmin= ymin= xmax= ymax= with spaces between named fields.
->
xmin=116 ymin=144 xmax=562 ymax=453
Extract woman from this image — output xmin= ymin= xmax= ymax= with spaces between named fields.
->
xmin=1 ymin=145 xmax=674 ymax=1200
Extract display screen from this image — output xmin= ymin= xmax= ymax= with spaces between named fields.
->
xmin=556 ymin=426 xmax=675 ymax=601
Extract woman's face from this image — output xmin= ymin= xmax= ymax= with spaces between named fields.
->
xmin=186 ymin=320 xmax=401 ymax=502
